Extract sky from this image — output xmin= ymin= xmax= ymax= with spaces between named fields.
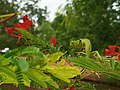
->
xmin=37 ymin=0 xmax=70 ymax=21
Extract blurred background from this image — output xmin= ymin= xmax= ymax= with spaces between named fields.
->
xmin=0 ymin=0 xmax=120 ymax=54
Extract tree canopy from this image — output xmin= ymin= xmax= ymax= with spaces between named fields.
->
xmin=51 ymin=0 xmax=120 ymax=52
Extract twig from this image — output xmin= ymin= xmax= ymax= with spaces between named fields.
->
xmin=0 ymin=12 xmax=21 ymax=24
xmin=65 ymin=59 xmax=73 ymax=67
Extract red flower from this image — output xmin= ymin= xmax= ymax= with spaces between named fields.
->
xmin=47 ymin=88 xmax=51 ymax=90
xmin=23 ymin=15 xmax=29 ymax=21
xmin=105 ymin=49 xmax=111 ymax=57
xmin=105 ymin=45 xmax=119 ymax=57
xmin=105 ymin=45 xmax=120 ymax=61
xmin=14 ymin=17 xmax=32 ymax=30
xmin=5 ymin=15 xmax=32 ymax=44
xmin=70 ymin=87 xmax=75 ymax=90
xmin=5 ymin=27 xmax=14 ymax=36
xmin=50 ymin=37 xmax=56 ymax=47
xmin=108 ymin=45 xmax=120 ymax=56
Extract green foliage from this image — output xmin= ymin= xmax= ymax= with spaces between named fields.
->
xmin=16 ymin=28 xmax=59 ymax=53
xmin=17 ymin=59 xmax=29 ymax=72
xmin=24 ymin=69 xmax=58 ymax=88
xmin=36 ymin=21 xmax=56 ymax=40
xmin=46 ymin=66 xmax=80 ymax=83
xmin=16 ymin=28 xmax=48 ymax=49
xmin=0 ymin=66 xmax=18 ymax=85
xmin=69 ymin=38 xmax=102 ymax=59
xmin=70 ymin=56 xmax=120 ymax=80
xmin=52 ymin=0 xmax=120 ymax=52
xmin=0 ymin=46 xmax=81 ymax=89
xmin=78 ymin=82 xmax=96 ymax=90
xmin=45 ymin=52 xmax=64 ymax=65
xmin=1 ymin=0 xmax=120 ymax=89
xmin=70 ymin=38 xmax=92 ymax=56
xmin=73 ymin=78 xmax=96 ymax=90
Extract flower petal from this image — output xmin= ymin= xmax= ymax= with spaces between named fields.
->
xmin=5 ymin=27 xmax=14 ymax=36
xmin=23 ymin=15 xmax=29 ymax=22
xmin=50 ymin=37 xmax=56 ymax=47
xmin=5 ymin=15 xmax=32 ymax=44
xmin=16 ymin=35 xmax=22 ymax=44
xmin=15 ymin=20 xmax=32 ymax=30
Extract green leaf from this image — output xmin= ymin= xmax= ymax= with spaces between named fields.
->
xmin=0 ymin=67 xmax=30 ymax=87
xmin=2 ymin=75 xmax=18 ymax=86
xmin=22 ymin=74 xmax=31 ymax=87
xmin=70 ymin=56 xmax=104 ymax=71
xmin=0 ymin=67 xmax=18 ymax=85
xmin=17 ymin=59 xmax=29 ymax=72
xmin=37 ymin=71 xmax=59 ymax=88
xmin=25 ymin=69 xmax=47 ymax=88
xmin=4 ymin=47 xmax=25 ymax=58
xmin=70 ymin=56 xmax=120 ymax=80
xmin=46 ymin=66 xmax=81 ymax=83
xmin=110 ymin=60 xmax=120 ymax=69
xmin=21 ymin=46 xmax=39 ymax=55
xmin=103 ymin=71 xmax=120 ymax=80
xmin=24 ymin=69 xmax=59 ymax=88
xmin=16 ymin=28 xmax=47 ymax=47
xmin=90 ymin=51 xmax=102 ymax=60
xmin=110 ymin=60 xmax=116 ymax=69
xmin=0 ymin=55 xmax=10 ymax=66
xmin=0 ymin=67 xmax=17 ymax=80
xmin=46 ymin=79 xmax=59 ymax=88
xmin=46 ymin=52 xmax=64 ymax=65
xmin=80 ymin=38 xmax=92 ymax=57
xmin=70 ymin=40 xmax=82 ymax=48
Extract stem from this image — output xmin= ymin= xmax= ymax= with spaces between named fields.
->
xmin=65 ymin=59 xmax=73 ymax=67
xmin=0 ymin=12 xmax=21 ymax=24
xmin=80 ymin=72 xmax=94 ymax=80
xmin=0 ymin=12 xmax=21 ymax=18
xmin=19 ymin=84 xmax=25 ymax=90
xmin=15 ymin=64 xmax=25 ymax=90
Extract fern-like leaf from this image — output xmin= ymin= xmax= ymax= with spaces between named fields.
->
xmin=70 ymin=56 xmax=120 ymax=80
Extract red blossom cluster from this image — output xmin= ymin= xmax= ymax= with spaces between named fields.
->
xmin=70 ymin=87 xmax=75 ymax=90
xmin=5 ymin=15 xmax=32 ymax=44
xmin=47 ymin=88 xmax=51 ymax=90
xmin=105 ymin=45 xmax=120 ymax=61
xmin=5 ymin=15 xmax=57 ymax=51
xmin=50 ymin=37 xmax=56 ymax=47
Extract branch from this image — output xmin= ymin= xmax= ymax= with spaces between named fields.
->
xmin=0 ymin=12 xmax=21 ymax=24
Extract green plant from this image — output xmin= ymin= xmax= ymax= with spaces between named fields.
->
xmin=0 ymin=29 xmax=81 ymax=90
xmin=69 ymin=38 xmax=120 ymax=81
xmin=70 ymin=56 xmax=120 ymax=80
xmin=68 ymin=38 xmax=120 ymax=89
xmin=69 ymin=38 xmax=102 ymax=59
xmin=0 ymin=46 xmax=81 ymax=90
